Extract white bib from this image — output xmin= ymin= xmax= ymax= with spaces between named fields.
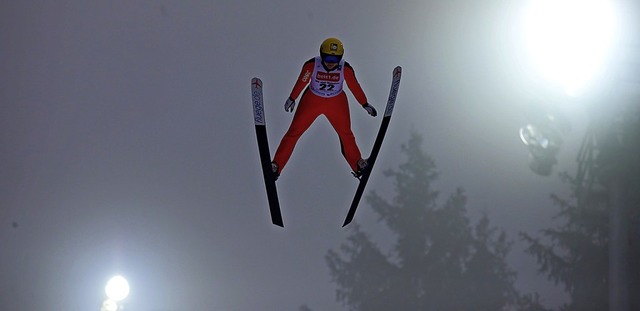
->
xmin=309 ymin=56 xmax=345 ymax=98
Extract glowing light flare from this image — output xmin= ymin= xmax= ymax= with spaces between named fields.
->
xmin=524 ymin=0 xmax=618 ymax=96
xmin=101 ymin=299 xmax=119 ymax=311
xmin=105 ymin=275 xmax=130 ymax=301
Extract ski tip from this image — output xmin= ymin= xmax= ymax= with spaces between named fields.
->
xmin=251 ymin=77 xmax=262 ymax=89
xmin=393 ymin=66 xmax=402 ymax=77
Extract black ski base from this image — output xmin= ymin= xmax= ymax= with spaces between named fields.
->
xmin=252 ymin=77 xmax=284 ymax=227
xmin=342 ymin=118 xmax=390 ymax=227
xmin=343 ymin=66 xmax=401 ymax=227
xmin=256 ymin=126 xmax=283 ymax=227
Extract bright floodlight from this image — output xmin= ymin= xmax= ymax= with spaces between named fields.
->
xmin=524 ymin=0 xmax=617 ymax=96
xmin=105 ymin=275 xmax=130 ymax=301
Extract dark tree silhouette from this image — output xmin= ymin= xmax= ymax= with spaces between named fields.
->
xmin=326 ymin=133 xmax=546 ymax=310
xmin=521 ymin=171 xmax=640 ymax=311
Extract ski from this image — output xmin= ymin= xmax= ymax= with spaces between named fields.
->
xmin=252 ymin=77 xmax=284 ymax=227
xmin=343 ymin=66 xmax=402 ymax=227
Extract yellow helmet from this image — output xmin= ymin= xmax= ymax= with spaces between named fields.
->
xmin=320 ymin=37 xmax=344 ymax=57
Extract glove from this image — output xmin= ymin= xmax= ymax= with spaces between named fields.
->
xmin=363 ymin=103 xmax=377 ymax=117
xmin=284 ymin=97 xmax=296 ymax=112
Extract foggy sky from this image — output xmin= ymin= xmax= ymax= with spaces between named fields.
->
xmin=3 ymin=1 xmax=633 ymax=310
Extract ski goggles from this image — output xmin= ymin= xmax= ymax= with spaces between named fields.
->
xmin=321 ymin=54 xmax=342 ymax=64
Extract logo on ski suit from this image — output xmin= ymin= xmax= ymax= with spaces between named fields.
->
xmin=309 ymin=56 xmax=345 ymax=98
xmin=301 ymin=71 xmax=311 ymax=83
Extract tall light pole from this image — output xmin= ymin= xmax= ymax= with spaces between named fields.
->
xmin=521 ymin=1 xmax=639 ymax=311
xmin=597 ymin=43 xmax=640 ymax=311
xmin=570 ymin=40 xmax=640 ymax=311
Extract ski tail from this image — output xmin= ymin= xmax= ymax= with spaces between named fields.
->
xmin=252 ymin=78 xmax=284 ymax=227
xmin=343 ymin=66 xmax=402 ymax=227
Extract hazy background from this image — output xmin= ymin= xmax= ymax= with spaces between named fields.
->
xmin=2 ymin=1 xmax=633 ymax=310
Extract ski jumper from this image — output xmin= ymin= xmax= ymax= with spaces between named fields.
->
xmin=273 ymin=56 xmax=369 ymax=174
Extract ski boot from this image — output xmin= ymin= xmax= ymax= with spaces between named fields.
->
xmin=352 ymin=158 xmax=368 ymax=179
xmin=271 ymin=162 xmax=280 ymax=181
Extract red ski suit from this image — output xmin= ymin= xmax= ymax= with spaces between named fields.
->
xmin=273 ymin=57 xmax=369 ymax=174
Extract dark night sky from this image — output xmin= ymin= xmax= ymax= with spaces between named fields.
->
xmin=1 ymin=1 xmax=637 ymax=310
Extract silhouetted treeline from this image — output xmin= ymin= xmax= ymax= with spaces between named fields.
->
xmin=322 ymin=132 xmax=549 ymax=311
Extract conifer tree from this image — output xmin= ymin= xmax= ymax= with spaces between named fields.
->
xmin=326 ymin=133 xmax=543 ymax=310
xmin=521 ymin=172 xmax=640 ymax=311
